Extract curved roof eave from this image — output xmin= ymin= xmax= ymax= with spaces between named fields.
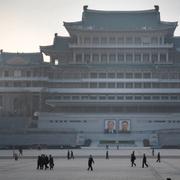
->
xmin=66 ymin=26 xmax=176 ymax=33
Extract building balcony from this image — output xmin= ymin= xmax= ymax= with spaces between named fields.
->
xmin=45 ymin=99 xmax=180 ymax=107
xmin=0 ymin=87 xmax=47 ymax=92
xmin=49 ymin=88 xmax=180 ymax=94
xmin=49 ymin=79 xmax=180 ymax=83
xmin=69 ymin=43 xmax=173 ymax=49
xmin=0 ymin=77 xmax=49 ymax=81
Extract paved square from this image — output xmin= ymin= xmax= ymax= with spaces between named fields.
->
xmin=0 ymin=149 xmax=180 ymax=180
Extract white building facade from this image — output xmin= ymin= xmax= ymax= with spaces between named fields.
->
xmin=2 ymin=6 xmax=179 ymax=147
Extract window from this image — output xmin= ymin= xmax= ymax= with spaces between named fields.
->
xmin=143 ymin=96 xmax=151 ymax=100
xmin=108 ymin=96 xmax=115 ymax=100
xmin=134 ymin=73 xmax=142 ymax=78
xmin=76 ymin=54 xmax=82 ymax=63
xmin=117 ymin=96 xmax=124 ymax=100
xmin=92 ymin=37 xmax=99 ymax=44
xmin=144 ymin=83 xmax=151 ymax=88
xmin=84 ymin=54 xmax=91 ymax=64
xmin=126 ymin=54 xmax=133 ymax=63
xmin=90 ymin=73 xmax=97 ymax=78
xmin=108 ymin=83 xmax=115 ymax=88
xmin=109 ymin=37 xmax=116 ymax=43
xmin=143 ymin=54 xmax=150 ymax=63
xmin=99 ymin=83 xmax=106 ymax=88
xmin=134 ymin=54 xmax=141 ymax=63
xmin=90 ymin=83 xmax=97 ymax=88
xmin=125 ymin=73 xmax=133 ymax=78
xmin=81 ymin=96 xmax=88 ymax=100
xmin=151 ymin=37 xmax=158 ymax=44
xmin=143 ymin=73 xmax=151 ymax=78
xmin=109 ymin=54 xmax=116 ymax=63
xmin=72 ymin=96 xmax=79 ymax=100
xmin=126 ymin=96 xmax=133 ymax=100
xmin=135 ymin=37 xmax=141 ymax=44
xmin=171 ymin=96 xmax=178 ymax=100
xmin=14 ymin=70 xmax=21 ymax=77
xmin=26 ymin=71 xmax=31 ymax=77
xmin=4 ymin=71 xmax=9 ymax=77
xmin=134 ymin=83 xmax=142 ymax=88
xmin=161 ymin=96 xmax=169 ymax=100
xmin=90 ymin=96 xmax=97 ymax=100
xmin=92 ymin=54 xmax=99 ymax=63
xmin=118 ymin=54 xmax=124 ymax=63
xmin=117 ymin=73 xmax=124 ymax=78
xmin=84 ymin=37 xmax=91 ymax=44
xmin=126 ymin=37 xmax=133 ymax=44
xmin=152 ymin=83 xmax=160 ymax=88
xmin=117 ymin=83 xmax=124 ymax=88
xmin=152 ymin=96 xmax=160 ymax=100
xmin=108 ymin=73 xmax=115 ymax=78
xmin=152 ymin=54 xmax=158 ymax=63
xmin=118 ymin=37 xmax=124 ymax=44
xmin=135 ymin=96 xmax=142 ymax=100
xmin=101 ymin=54 xmax=107 ymax=63
xmin=126 ymin=83 xmax=133 ymax=88
xmin=99 ymin=96 xmax=106 ymax=100
xmin=81 ymin=83 xmax=88 ymax=88
xmin=63 ymin=96 xmax=70 ymax=100
xmin=160 ymin=54 xmax=166 ymax=63
xmin=101 ymin=37 xmax=107 ymax=44
xmin=99 ymin=73 xmax=106 ymax=78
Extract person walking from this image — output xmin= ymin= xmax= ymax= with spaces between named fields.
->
xmin=156 ymin=152 xmax=161 ymax=163
xmin=130 ymin=151 xmax=136 ymax=167
xmin=49 ymin=154 xmax=54 ymax=170
xmin=87 ymin=155 xmax=95 ymax=171
xmin=142 ymin=153 xmax=148 ymax=168
xmin=67 ymin=150 xmax=70 ymax=160
xmin=37 ymin=156 xmax=41 ymax=169
xmin=152 ymin=147 xmax=154 ymax=156
xmin=106 ymin=150 xmax=109 ymax=159
xmin=70 ymin=150 xmax=74 ymax=159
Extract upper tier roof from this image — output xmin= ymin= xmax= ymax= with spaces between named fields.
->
xmin=64 ymin=6 xmax=177 ymax=32
xmin=40 ymin=35 xmax=70 ymax=54
xmin=0 ymin=50 xmax=44 ymax=66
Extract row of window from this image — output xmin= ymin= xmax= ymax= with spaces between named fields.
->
xmin=49 ymin=120 xmax=180 ymax=124
xmin=49 ymin=120 xmax=87 ymax=123
xmin=78 ymin=36 xmax=165 ymax=45
xmin=75 ymin=53 xmax=169 ymax=64
xmin=0 ymin=81 xmax=46 ymax=87
xmin=49 ymin=95 xmax=180 ymax=101
xmin=52 ymin=72 xmax=180 ymax=79
xmin=1 ymin=70 xmax=47 ymax=78
xmin=148 ymin=120 xmax=180 ymax=123
xmin=50 ymin=82 xmax=180 ymax=88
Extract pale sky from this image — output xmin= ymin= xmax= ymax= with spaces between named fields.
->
xmin=0 ymin=0 xmax=180 ymax=52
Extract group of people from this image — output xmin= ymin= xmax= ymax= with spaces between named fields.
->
xmin=88 ymin=150 xmax=161 ymax=171
xmin=130 ymin=150 xmax=161 ymax=168
xmin=37 ymin=154 xmax=54 ymax=170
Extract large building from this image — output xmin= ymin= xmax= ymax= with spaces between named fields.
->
xmin=1 ymin=5 xmax=180 ymax=147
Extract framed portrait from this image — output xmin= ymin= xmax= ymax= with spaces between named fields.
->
xmin=119 ymin=120 xmax=130 ymax=133
xmin=104 ymin=120 xmax=116 ymax=134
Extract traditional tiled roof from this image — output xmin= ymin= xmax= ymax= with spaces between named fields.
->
xmin=40 ymin=35 xmax=70 ymax=54
xmin=0 ymin=51 xmax=44 ymax=65
xmin=64 ymin=6 xmax=177 ymax=32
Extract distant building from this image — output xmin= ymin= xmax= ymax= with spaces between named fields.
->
xmin=1 ymin=6 xmax=180 ymax=147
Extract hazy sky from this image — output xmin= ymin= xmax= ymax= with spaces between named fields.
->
xmin=0 ymin=0 xmax=180 ymax=52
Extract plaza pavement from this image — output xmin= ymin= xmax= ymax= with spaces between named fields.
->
xmin=0 ymin=148 xmax=180 ymax=180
